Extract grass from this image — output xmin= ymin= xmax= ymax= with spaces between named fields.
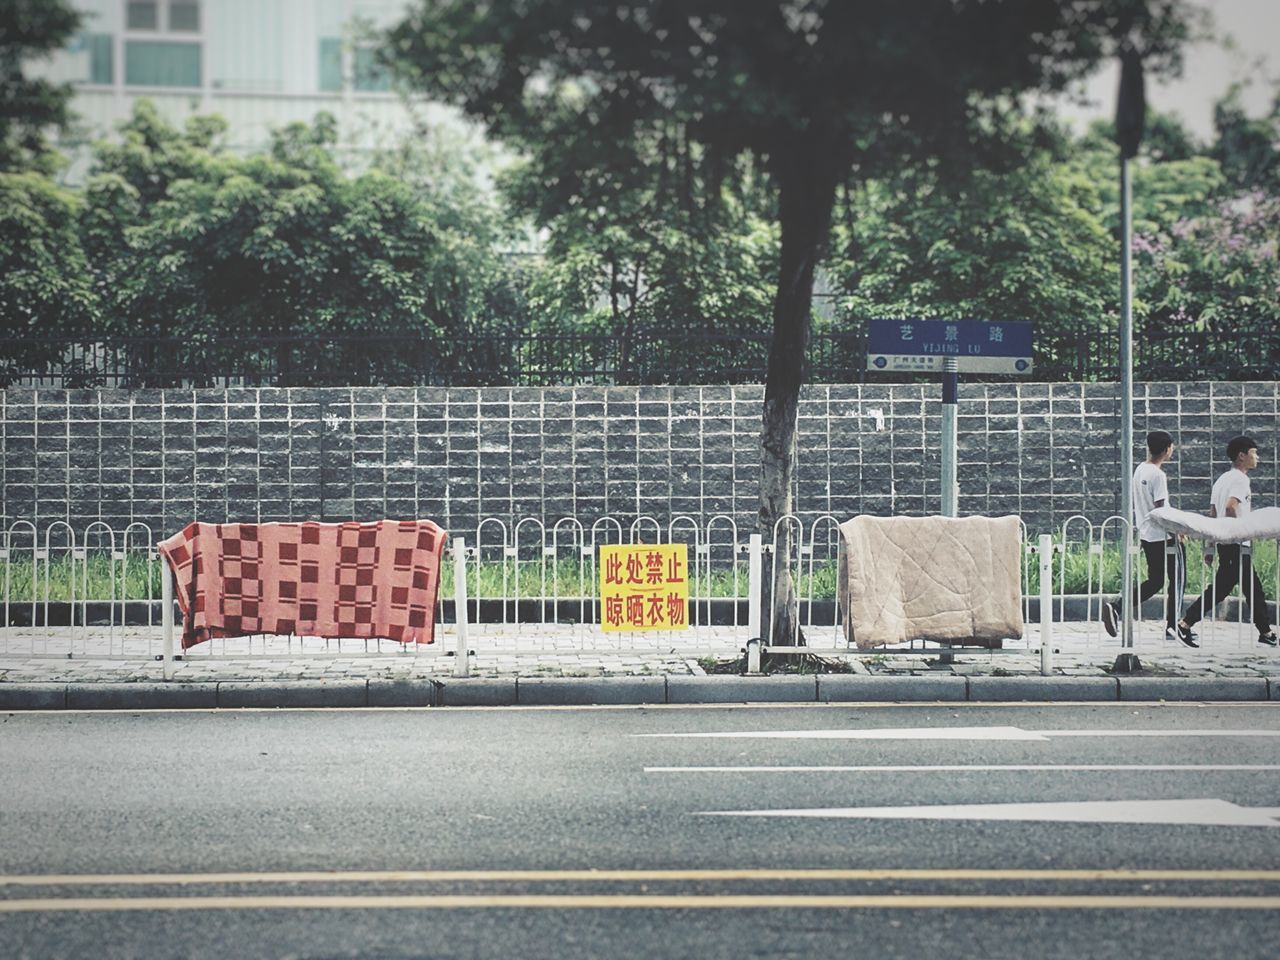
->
xmin=2 ymin=541 xmax=1276 ymax=603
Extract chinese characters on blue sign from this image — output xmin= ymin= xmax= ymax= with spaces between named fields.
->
xmin=866 ymin=319 xmax=1034 ymax=375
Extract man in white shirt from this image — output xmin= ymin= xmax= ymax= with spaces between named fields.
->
xmin=1177 ymin=435 xmax=1277 ymax=647
xmin=1103 ymin=431 xmax=1187 ymax=642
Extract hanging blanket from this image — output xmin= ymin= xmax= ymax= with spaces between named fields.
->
xmin=837 ymin=515 xmax=1024 ymax=649
xmin=158 ymin=520 xmax=447 ymax=649
xmin=1149 ymin=505 xmax=1280 ymax=544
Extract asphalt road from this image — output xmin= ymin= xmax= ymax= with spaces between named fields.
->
xmin=3 ymin=702 xmax=1280 ymax=959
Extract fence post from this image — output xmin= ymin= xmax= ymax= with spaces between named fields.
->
xmin=161 ymin=563 xmax=174 ymax=682
xmin=452 ymin=536 xmax=470 ymax=678
xmin=746 ymin=533 xmax=763 ymax=672
xmin=1038 ymin=534 xmax=1053 ymax=676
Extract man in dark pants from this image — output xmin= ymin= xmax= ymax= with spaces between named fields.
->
xmin=1177 ymin=435 xmax=1278 ymax=648
xmin=1103 ymin=431 xmax=1188 ymax=642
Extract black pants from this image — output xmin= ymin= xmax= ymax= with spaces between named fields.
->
xmin=1182 ymin=543 xmax=1274 ymax=633
xmin=1123 ymin=537 xmax=1184 ymax=629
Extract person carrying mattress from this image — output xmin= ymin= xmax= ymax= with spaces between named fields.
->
xmin=1103 ymin=431 xmax=1188 ymax=644
xmin=1175 ymin=435 xmax=1278 ymax=648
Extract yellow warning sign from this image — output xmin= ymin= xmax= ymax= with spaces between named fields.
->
xmin=599 ymin=543 xmax=689 ymax=632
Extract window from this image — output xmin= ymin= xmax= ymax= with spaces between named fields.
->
xmin=125 ymin=40 xmax=201 ymax=87
xmin=126 ymin=1 xmax=158 ymax=30
xmin=87 ymin=33 xmax=114 ymax=84
xmin=353 ymin=47 xmax=390 ymax=92
xmin=168 ymin=1 xmax=199 ymax=32
xmin=318 ymin=38 xmax=342 ymax=92
xmin=127 ymin=1 xmax=200 ymax=33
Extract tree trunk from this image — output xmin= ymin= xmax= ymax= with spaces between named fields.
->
xmin=760 ymin=145 xmax=840 ymax=646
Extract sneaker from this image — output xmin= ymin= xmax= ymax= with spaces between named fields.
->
xmin=1259 ymin=631 xmax=1278 ymax=648
xmin=1175 ymin=622 xmax=1200 ymax=648
xmin=1102 ymin=601 xmax=1119 ymax=638
xmin=1165 ymin=625 xmax=1197 ymax=644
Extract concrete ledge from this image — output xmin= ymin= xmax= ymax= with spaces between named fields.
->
xmin=367 ymin=678 xmax=436 ymax=707
xmin=1118 ymin=676 xmax=1270 ymax=702
xmin=1270 ymin=678 xmax=1280 ymax=701
xmin=66 ymin=682 xmax=218 ymax=710
xmin=667 ymin=675 xmax=817 ymax=704
xmin=517 ymin=676 xmax=666 ymax=706
xmin=817 ymin=674 xmax=967 ymax=703
xmin=967 ymin=676 xmax=1118 ymax=702
xmin=435 ymin=678 xmax=517 ymax=707
xmin=0 ymin=683 xmax=67 ymax=710
xmin=216 ymin=680 xmax=368 ymax=709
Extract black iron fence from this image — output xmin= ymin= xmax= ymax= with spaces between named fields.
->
xmin=1 ymin=318 xmax=1273 ymax=388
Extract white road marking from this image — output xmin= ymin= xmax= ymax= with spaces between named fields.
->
xmin=701 ymin=798 xmax=1280 ymax=827
xmin=636 ymin=726 xmax=1051 ymax=741
xmin=637 ymin=727 xmax=1280 ymax=741
xmin=646 ymin=764 xmax=1280 ymax=773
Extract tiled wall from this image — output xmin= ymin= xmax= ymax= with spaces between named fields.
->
xmin=2 ymin=382 xmax=1276 ymax=539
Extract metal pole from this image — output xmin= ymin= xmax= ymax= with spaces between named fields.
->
xmin=452 ymin=536 xmax=470 ymax=678
xmin=1118 ymin=156 xmax=1135 ymax=651
xmin=161 ymin=563 xmax=174 ymax=682
xmin=746 ymin=533 xmax=763 ymax=673
xmin=747 ymin=537 xmax=762 ymax=642
xmin=1039 ymin=534 xmax=1053 ymax=676
xmin=941 ymin=356 xmax=958 ymax=517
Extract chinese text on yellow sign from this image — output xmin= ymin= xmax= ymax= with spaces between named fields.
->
xmin=599 ymin=544 xmax=689 ymax=631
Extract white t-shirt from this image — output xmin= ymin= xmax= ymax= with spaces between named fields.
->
xmin=1210 ymin=468 xmax=1253 ymax=545
xmin=1211 ymin=468 xmax=1252 ymax=520
xmin=1132 ymin=461 xmax=1169 ymax=542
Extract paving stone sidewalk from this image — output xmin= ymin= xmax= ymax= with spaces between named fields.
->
xmin=2 ymin=621 xmax=1277 ymax=685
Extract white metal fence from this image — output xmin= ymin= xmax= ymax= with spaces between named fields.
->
xmin=2 ymin=517 xmax=1276 ymax=670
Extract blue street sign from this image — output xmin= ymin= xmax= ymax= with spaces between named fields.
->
xmin=866 ymin=318 xmax=1034 ymax=375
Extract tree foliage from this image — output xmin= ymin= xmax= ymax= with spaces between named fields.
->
xmin=0 ymin=0 xmax=81 ymax=174
xmin=0 ymin=171 xmax=97 ymax=379
xmin=80 ymin=102 xmax=522 ymax=384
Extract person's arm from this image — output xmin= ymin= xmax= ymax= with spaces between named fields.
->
xmin=1224 ymin=496 xmax=1241 ymax=518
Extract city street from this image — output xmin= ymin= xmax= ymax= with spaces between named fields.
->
xmin=2 ymin=703 xmax=1279 ymax=958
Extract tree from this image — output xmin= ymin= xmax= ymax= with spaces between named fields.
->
xmin=1211 ymin=85 xmax=1280 ymax=196
xmin=83 ymin=102 xmax=524 ymax=385
xmin=386 ymin=0 xmax=1196 ymax=644
xmin=0 ymin=0 xmax=81 ymax=174
xmin=827 ymin=133 xmax=1116 ymax=380
xmin=0 ymin=171 xmax=97 ymax=383
xmin=498 ymin=118 xmax=780 ymax=381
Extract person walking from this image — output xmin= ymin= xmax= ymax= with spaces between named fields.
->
xmin=1103 ymin=430 xmax=1188 ymax=643
xmin=1176 ymin=435 xmax=1278 ymax=648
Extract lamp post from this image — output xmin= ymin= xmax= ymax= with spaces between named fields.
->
xmin=1113 ymin=44 xmax=1145 ymax=674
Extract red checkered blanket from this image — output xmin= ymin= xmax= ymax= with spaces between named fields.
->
xmin=158 ymin=520 xmax=447 ymax=649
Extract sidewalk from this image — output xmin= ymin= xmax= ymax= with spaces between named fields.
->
xmin=2 ymin=621 xmax=1278 ymax=708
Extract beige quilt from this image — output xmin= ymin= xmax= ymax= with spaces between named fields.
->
xmin=837 ymin=515 xmax=1024 ymax=649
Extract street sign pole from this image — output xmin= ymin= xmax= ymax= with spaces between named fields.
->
xmin=941 ymin=356 xmax=958 ymax=516
xmin=867 ymin=319 xmax=1032 ymax=520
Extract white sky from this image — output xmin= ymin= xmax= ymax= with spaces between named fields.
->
xmin=1061 ymin=0 xmax=1279 ymax=141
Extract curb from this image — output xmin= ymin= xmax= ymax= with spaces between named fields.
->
xmin=1 ymin=675 xmax=1274 ymax=709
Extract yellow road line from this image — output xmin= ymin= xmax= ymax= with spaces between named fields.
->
xmin=1 ymin=894 xmax=1278 ymax=913
xmin=3 ymin=868 xmax=1280 ymax=887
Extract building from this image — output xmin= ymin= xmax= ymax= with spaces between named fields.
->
xmin=37 ymin=0 xmax=453 ymax=161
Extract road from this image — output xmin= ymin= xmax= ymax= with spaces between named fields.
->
xmin=2 ymin=702 xmax=1279 ymax=958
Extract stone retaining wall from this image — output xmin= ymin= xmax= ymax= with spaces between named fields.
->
xmin=2 ymin=382 xmax=1276 ymax=538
